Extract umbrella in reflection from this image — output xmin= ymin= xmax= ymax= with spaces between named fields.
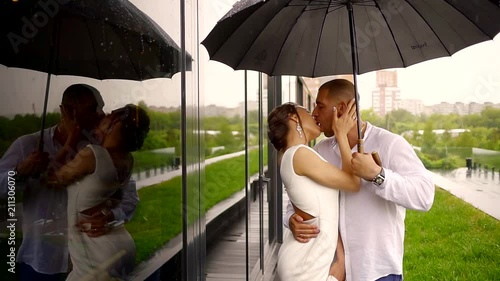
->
xmin=202 ymin=0 xmax=500 ymax=152
xmin=1 ymin=0 xmax=191 ymax=150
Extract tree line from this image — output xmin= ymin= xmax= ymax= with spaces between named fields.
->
xmin=0 ymin=102 xmax=259 ymax=157
xmin=362 ymin=106 xmax=500 ymax=169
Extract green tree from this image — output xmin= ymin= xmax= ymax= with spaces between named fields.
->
xmin=361 ymin=109 xmax=384 ymax=127
xmin=455 ymin=131 xmax=474 ymax=147
xmin=421 ymin=121 xmax=437 ymax=154
xmin=215 ymin=123 xmax=236 ymax=148
xmin=480 ymin=107 xmax=500 ymax=129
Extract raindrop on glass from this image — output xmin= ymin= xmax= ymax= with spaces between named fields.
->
xmin=140 ymin=35 xmax=145 ymax=54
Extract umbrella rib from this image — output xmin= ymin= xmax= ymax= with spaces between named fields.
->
xmin=269 ymin=1 xmax=314 ymax=76
xmin=122 ymin=4 xmax=147 ymax=80
xmin=359 ymin=4 xmax=383 ymax=70
xmin=83 ymin=16 xmax=103 ymax=80
xmin=311 ymin=1 xmax=330 ymax=77
xmin=372 ymin=0 xmax=405 ymax=67
xmin=110 ymin=24 xmax=143 ymax=81
xmin=403 ymin=0 xmax=451 ymax=56
xmin=234 ymin=2 xmax=287 ymax=72
xmin=442 ymin=0 xmax=494 ymax=39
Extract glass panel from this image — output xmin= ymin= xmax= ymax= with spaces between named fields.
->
xmin=184 ymin=0 xmax=203 ymax=279
xmin=200 ymin=0 xmax=250 ymax=279
xmin=0 ymin=0 xmax=183 ymax=279
xmin=261 ymin=73 xmax=270 ymax=250
xmin=246 ymin=70 xmax=261 ymax=278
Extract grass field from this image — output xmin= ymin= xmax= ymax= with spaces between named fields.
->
xmin=404 ymin=188 xmax=500 ymax=280
xmin=131 ymin=151 xmax=175 ymax=173
xmin=126 ymin=148 xmax=266 ymax=263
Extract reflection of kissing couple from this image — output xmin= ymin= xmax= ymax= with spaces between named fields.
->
xmin=0 ymin=84 xmax=150 ymax=281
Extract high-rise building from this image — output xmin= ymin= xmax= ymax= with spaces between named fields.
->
xmin=468 ymin=102 xmax=485 ymax=114
xmin=454 ymin=102 xmax=468 ymax=115
xmin=372 ymin=71 xmax=400 ymax=116
xmin=398 ymin=99 xmax=424 ymax=115
xmin=433 ymin=102 xmax=455 ymax=115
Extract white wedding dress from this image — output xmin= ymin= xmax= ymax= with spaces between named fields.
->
xmin=278 ymin=145 xmax=339 ymax=281
xmin=66 ymin=145 xmax=135 ymax=281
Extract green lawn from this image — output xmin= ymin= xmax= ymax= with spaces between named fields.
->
xmin=126 ymin=148 xmax=266 ymax=263
xmin=131 ymin=151 xmax=175 ymax=173
xmin=404 ymin=188 xmax=500 ymax=280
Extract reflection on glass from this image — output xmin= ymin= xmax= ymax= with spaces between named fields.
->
xmin=246 ymin=71 xmax=261 ymax=277
xmin=0 ymin=0 xmax=183 ymax=279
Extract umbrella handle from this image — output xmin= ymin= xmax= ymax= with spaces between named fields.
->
xmin=357 ymin=139 xmax=364 ymax=153
xmin=372 ymin=152 xmax=382 ymax=166
xmin=358 ymin=139 xmax=382 ymax=166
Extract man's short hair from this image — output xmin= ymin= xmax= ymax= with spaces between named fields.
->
xmin=319 ymin=79 xmax=356 ymax=102
xmin=61 ymin=84 xmax=104 ymax=110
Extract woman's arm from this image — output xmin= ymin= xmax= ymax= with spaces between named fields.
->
xmin=293 ymin=100 xmax=360 ymax=191
xmin=293 ymin=147 xmax=359 ymax=191
xmin=48 ymin=146 xmax=95 ymax=188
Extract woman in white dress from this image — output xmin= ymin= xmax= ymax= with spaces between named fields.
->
xmin=47 ymin=104 xmax=150 ymax=281
xmin=267 ymin=99 xmax=360 ymax=281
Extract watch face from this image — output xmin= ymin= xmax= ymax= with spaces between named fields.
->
xmin=375 ymin=177 xmax=384 ymax=185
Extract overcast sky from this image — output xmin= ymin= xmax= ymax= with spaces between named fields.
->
xmin=1 ymin=0 xmax=499 ymax=116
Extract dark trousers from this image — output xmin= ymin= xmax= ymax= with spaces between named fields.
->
xmin=376 ymin=274 xmax=403 ymax=281
xmin=19 ymin=263 xmax=67 ymax=281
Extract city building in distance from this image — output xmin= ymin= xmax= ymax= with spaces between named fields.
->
xmin=372 ymin=70 xmax=401 ymax=116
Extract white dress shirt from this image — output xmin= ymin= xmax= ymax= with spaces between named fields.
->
xmin=0 ymin=126 xmax=139 ymax=274
xmin=285 ymin=122 xmax=434 ymax=281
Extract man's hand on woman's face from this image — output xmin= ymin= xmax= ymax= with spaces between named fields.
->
xmin=289 ymin=213 xmax=320 ymax=243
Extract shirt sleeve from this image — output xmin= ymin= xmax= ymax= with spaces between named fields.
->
xmin=372 ymin=136 xmax=435 ymax=211
xmin=283 ymin=199 xmax=294 ymax=229
xmin=110 ymin=178 xmax=139 ymax=222
xmin=0 ymin=138 xmax=29 ymax=198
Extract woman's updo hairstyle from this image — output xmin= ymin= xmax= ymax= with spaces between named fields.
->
xmin=267 ymin=102 xmax=301 ymax=152
xmin=112 ymin=104 xmax=150 ymax=152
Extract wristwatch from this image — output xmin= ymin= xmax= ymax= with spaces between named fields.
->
xmin=101 ymin=208 xmax=112 ymax=218
xmin=372 ymin=168 xmax=385 ymax=187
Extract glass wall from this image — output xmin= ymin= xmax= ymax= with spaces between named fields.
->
xmin=1 ymin=0 xmax=187 ymax=280
xmin=0 ymin=1 xmax=314 ymax=280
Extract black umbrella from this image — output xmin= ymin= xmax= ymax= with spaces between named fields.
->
xmin=202 ymin=0 xmax=500 ymax=152
xmin=1 ymin=0 xmax=190 ymax=150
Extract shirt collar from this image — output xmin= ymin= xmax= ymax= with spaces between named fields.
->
xmin=331 ymin=121 xmax=373 ymax=156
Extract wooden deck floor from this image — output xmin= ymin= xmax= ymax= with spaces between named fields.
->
xmin=206 ymin=187 xmax=278 ymax=281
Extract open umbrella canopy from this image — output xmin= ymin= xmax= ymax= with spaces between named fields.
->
xmin=1 ymin=0 xmax=189 ymax=81
xmin=202 ymin=0 xmax=500 ymax=78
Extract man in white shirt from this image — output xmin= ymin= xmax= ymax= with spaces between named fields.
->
xmin=285 ymin=79 xmax=434 ymax=281
xmin=0 ymin=84 xmax=139 ymax=281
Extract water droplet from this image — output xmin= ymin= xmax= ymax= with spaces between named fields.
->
xmin=140 ymin=35 xmax=145 ymax=54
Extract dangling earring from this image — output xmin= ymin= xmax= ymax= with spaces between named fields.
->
xmin=296 ymin=123 xmax=303 ymax=138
